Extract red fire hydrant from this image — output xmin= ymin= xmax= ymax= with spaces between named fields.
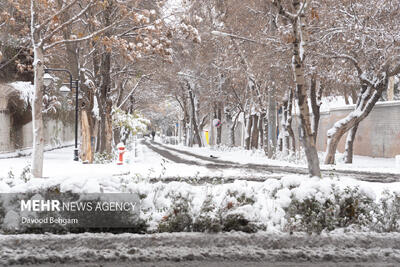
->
xmin=117 ymin=142 xmax=125 ymax=165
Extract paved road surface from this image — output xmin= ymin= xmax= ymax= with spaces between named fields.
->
xmin=2 ymin=232 xmax=400 ymax=266
xmin=143 ymin=140 xmax=400 ymax=183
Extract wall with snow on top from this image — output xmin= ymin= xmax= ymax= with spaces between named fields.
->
xmin=317 ymin=101 xmax=400 ymax=158
xmin=0 ymin=83 xmax=75 ymax=153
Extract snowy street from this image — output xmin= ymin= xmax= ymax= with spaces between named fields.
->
xmin=1 ymin=140 xmax=400 ymax=187
xmin=1 ymin=231 xmax=400 ymax=266
xmin=144 ymin=140 xmax=400 ymax=183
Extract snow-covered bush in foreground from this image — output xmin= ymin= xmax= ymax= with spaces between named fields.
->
xmin=1 ymin=174 xmax=400 ymax=234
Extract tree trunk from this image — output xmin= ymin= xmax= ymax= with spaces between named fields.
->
xmin=216 ymin=105 xmax=222 ymax=145
xmin=324 ymin=82 xmax=386 ymax=164
xmin=309 ymin=75 xmax=321 ymax=143
xmin=258 ymin=113 xmax=264 ymax=148
xmin=267 ymin=89 xmax=277 ymax=158
xmin=281 ymin=98 xmax=289 ymax=155
xmin=105 ymin=98 xmax=113 ymax=153
xmin=251 ymin=114 xmax=259 ymax=149
xmin=98 ymin=50 xmax=112 ymax=153
xmin=245 ymin=115 xmax=253 ymax=150
xmin=226 ymin=111 xmax=239 ymax=147
xmin=350 ymin=88 xmax=357 ymax=104
xmin=344 ymin=122 xmax=359 ymax=164
xmin=188 ymin=87 xmax=202 ymax=147
xmin=80 ymin=110 xmax=93 ymax=163
xmin=287 ymin=89 xmax=296 ymax=152
xmin=31 ymin=45 xmax=45 ymax=178
xmin=230 ymin=113 xmax=240 ymax=147
xmin=263 ymin=116 xmax=269 ymax=155
xmin=291 ymin=9 xmax=321 ymax=177
xmin=209 ymin=111 xmax=215 ymax=147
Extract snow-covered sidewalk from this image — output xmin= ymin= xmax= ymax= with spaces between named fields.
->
xmin=0 ymin=146 xmax=129 ymax=180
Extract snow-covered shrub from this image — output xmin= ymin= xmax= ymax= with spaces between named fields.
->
xmin=373 ymin=190 xmax=400 ymax=232
xmin=193 ymin=194 xmax=221 ymax=232
xmin=222 ymin=213 xmax=259 ymax=233
xmin=19 ymin=163 xmax=31 ymax=183
xmin=112 ymin=107 xmax=149 ymax=144
xmin=158 ymin=193 xmax=193 ymax=232
xmin=157 ymin=187 xmax=261 ymax=233
xmin=7 ymin=170 xmax=14 ymax=180
xmin=93 ymin=152 xmax=113 ymax=164
xmin=285 ymin=185 xmax=376 ymax=234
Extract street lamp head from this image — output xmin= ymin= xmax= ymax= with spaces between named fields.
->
xmin=43 ymin=73 xmax=55 ymax=87
xmin=59 ymin=85 xmax=71 ymax=95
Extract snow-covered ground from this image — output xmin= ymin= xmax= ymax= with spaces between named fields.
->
xmin=160 ymin=142 xmax=400 ymax=174
xmin=2 ymin=140 xmax=400 ymax=265
xmin=1 ymin=141 xmax=400 ymax=234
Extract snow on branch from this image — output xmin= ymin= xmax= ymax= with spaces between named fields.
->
xmin=118 ymin=75 xmax=148 ymax=109
xmin=326 ymin=53 xmax=374 ymax=86
xmin=388 ymin=63 xmax=400 ymax=77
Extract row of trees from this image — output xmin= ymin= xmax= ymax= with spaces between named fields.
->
xmin=1 ymin=0 xmax=399 ymax=178
xmin=1 ymin=0 xmax=192 ymax=177
xmin=157 ymin=0 xmax=400 ymax=177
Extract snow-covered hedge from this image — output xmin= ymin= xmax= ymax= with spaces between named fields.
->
xmin=1 ymin=175 xmax=400 ymax=234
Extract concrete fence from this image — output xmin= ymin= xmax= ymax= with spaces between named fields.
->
xmin=288 ymin=101 xmax=400 ymax=158
xmin=0 ymin=82 xmax=75 ymax=153
xmin=316 ymin=101 xmax=400 ymax=158
xmin=197 ymin=101 xmax=400 ymax=159
xmin=0 ymin=117 xmax=75 ymax=153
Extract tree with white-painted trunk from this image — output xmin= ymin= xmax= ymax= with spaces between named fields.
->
xmin=29 ymin=0 xmax=94 ymax=177
xmin=271 ymin=0 xmax=321 ymax=177
xmin=5 ymin=0 xmax=117 ymax=177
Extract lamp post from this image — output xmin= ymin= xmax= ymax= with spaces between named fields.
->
xmin=44 ymin=68 xmax=79 ymax=161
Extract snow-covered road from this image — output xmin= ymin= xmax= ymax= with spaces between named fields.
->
xmin=1 ymin=231 xmax=400 ymax=266
xmin=145 ymin=140 xmax=400 ymax=183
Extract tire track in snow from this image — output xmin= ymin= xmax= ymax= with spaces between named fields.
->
xmin=148 ymin=141 xmax=400 ymax=183
xmin=2 ymin=232 xmax=400 ymax=266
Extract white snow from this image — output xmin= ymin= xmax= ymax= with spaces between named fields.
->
xmin=1 ymin=140 xmax=400 ymax=233
xmin=9 ymin=81 xmax=34 ymax=106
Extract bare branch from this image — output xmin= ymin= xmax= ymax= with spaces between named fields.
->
xmin=270 ymin=0 xmax=296 ymax=21
xmin=44 ymin=21 xmax=117 ymax=51
xmin=42 ymin=1 xmax=94 ymax=45
xmin=38 ymin=0 xmax=79 ymax=32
